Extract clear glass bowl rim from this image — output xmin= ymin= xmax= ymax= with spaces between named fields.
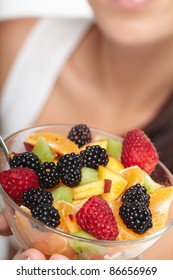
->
xmin=0 ymin=123 xmax=173 ymax=246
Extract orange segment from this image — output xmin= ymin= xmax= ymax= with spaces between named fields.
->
xmin=147 ymin=186 xmax=173 ymax=234
xmin=109 ymin=201 xmax=145 ymax=240
xmin=120 ymin=166 xmax=145 ymax=189
xmin=26 ymin=133 xmax=79 ymax=155
xmin=109 ymin=186 xmax=173 ymax=240
xmin=53 ymin=201 xmax=78 ymax=232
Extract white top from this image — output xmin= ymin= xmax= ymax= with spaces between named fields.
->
xmin=0 ymin=18 xmax=92 ymax=138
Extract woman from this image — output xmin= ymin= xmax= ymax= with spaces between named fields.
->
xmin=0 ymin=0 xmax=173 ymax=259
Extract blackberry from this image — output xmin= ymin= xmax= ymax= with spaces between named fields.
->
xmin=67 ymin=124 xmax=92 ymax=148
xmin=122 ymin=184 xmax=150 ymax=207
xmin=119 ymin=202 xmax=152 ymax=234
xmin=11 ymin=152 xmax=40 ymax=170
xmin=57 ymin=153 xmax=82 ymax=187
xmin=80 ymin=145 xmax=109 ymax=170
xmin=36 ymin=162 xmax=59 ymax=189
xmin=22 ymin=187 xmax=53 ymax=209
xmin=31 ymin=204 xmax=60 ymax=228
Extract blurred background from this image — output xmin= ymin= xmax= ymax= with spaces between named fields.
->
xmin=0 ymin=0 xmax=93 ymax=20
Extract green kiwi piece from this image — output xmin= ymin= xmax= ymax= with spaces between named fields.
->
xmin=51 ymin=186 xmax=73 ymax=203
xmin=32 ymin=136 xmax=56 ymax=163
xmin=70 ymin=231 xmax=104 ymax=259
xmin=143 ymin=171 xmax=160 ymax=194
xmin=80 ymin=167 xmax=99 ymax=185
xmin=107 ymin=139 xmax=122 ymax=160
xmin=95 ymin=135 xmax=122 ymax=160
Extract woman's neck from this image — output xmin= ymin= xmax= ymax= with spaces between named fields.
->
xmin=97 ymin=29 xmax=173 ymax=102
xmin=55 ymin=24 xmax=173 ymax=134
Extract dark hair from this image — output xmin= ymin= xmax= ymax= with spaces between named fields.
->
xmin=144 ymin=93 xmax=173 ymax=175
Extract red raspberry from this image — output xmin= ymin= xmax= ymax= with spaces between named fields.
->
xmin=0 ymin=167 xmax=39 ymax=204
xmin=76 ymin=196 xmax=119 ymax=240
xmin=121 ymin=128 xmax=159 ymax=174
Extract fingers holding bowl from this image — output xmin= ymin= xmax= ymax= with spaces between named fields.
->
xmin=0 ymin=212 xmax=12 ymax=236
xmin=13 ymin=249 xmax=69 ymax=260
xmin=13 ymin=248 xmax=47 ymax=260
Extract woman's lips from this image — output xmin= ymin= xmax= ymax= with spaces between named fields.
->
xmin=113 ymin=0 xmax=153 ymax=10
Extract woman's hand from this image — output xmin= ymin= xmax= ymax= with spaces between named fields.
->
xmin=13 ymin=249 xmax=69 ymax=260
xmin=0 ymin=212 xmax=12 ymax=236
xmin=0 ymin=213 xmax=69 ymax=260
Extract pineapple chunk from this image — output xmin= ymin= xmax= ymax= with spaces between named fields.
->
xmin=106 ymin=155 xmax=124 ymax=173
xmin=65 ymin=214 xmax=81 ymax=233
xmin=99 ymin=166 xmax=127 ymax=201
xmin=72 ymin=180 xmax=104 ymax=200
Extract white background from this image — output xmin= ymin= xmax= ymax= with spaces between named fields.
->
xmin=0 ymin=0 xmax=93 ymax=20
xmin=0 ymin=260 xmax=172 ymax=280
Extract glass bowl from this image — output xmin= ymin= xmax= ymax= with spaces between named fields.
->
xmin=0 ymin=124 xmax=173 ymax=260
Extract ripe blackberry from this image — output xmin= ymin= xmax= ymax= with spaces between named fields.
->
xmin=80 ymin=145 xmax=109 ymax=170
xmin=31 ymin=204 xmax=60 ymax=228
xmin=122 ymin=184 xmax=150 ymax=207
xmin=57 ymin=153 xmax=82 ymax=187
xmin=11 ymin=152 xmax=40 ymax=170
xmin=119 ymin=202 xmax=152 ymax=234
xmin=67 ymin=124 xmax=92 ymax=148
xmin=36 ymin=162 xmax=59 ymax=189
xmin=22 ymin=187 xmax=53 ymax=209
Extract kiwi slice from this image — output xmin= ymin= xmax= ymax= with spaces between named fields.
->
xmin=51 ymin=186 xmax=73 ymax=203
xmin=32 ymin=136 xmax=56 ymax=163
xmin=70 ymin=231 xmax=104 ymax=258
xmin=143 ymin=171 xmax=161 ymax=194
xmin=95 ymin=135 xmax=122 ymax=160
xmin=107 ymin=139 xmax=122 ymax=160
xmin=80 ymin=167 xmax=99 ymax=185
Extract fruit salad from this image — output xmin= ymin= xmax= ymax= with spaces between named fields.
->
xmin=0 ymin=124 xmax=173 ymax=260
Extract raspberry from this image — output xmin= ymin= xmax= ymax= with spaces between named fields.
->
xmin=67 ymin=124 xmax=92 ymax=148
xmin=80 ymin=145 xmax=109 ymax=170
xmin=76 ymin=196 xmax=119 ymax=240
xmin=31 ymin=204 xmax=60 ymax=228
xmin=121 ymin=128 xmax=159 ymax=174
xmin=119 ymin=201 xmax=152 ymax=234
xmin=0 ymin=167 xmax=39 ymax=204
xmin=10 ymin=152 xmax=41 ymax=171
xmin=122 ymin=184 xmax=150 ymax=207
xmin=36 ymin=162 xmax=59 ymax=189
xmin=22 ymin=187 xmax=53 ymax=209
xmin=57 ymin=153 xmax=82 ymax=187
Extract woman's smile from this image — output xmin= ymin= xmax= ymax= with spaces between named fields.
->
xmin=112 ymin=0 xmax=154 ymax=10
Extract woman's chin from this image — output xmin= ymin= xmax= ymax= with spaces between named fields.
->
xmin=102 ymin=20 xmax=173 ymax=47
xmin=90 ymin=0 xmax=173 ymax=47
